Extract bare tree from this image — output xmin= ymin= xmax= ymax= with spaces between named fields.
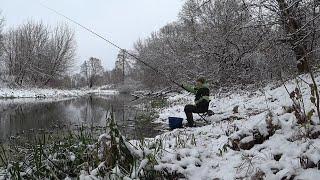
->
xmin=0 ymin=12 xmax=4 ymax=56
xmin=2 ymin=21 xmax=76 ymax=87
xmin=43 ymin=24 xmax=76 ymax=85
xmin=80 ymin=57 xmax=104 ymax=88
xmin=3 ymin=21 xmax=50 ymax=86
xmin=132 ymin=0 xmax=272 ymax=89
xmin=254 ymin=0 xmax=320 ymax=73
xmin=0 ymin=13 xmax=5 ymax=78
xmin=129 ymin=0 xmax=320 ymax=91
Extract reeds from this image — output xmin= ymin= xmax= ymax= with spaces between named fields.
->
xmin=0 ymin=110 xmax=172 ymax=179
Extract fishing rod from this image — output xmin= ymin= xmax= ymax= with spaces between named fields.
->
xmin=40 ymin=3 xmax=182 ymax=88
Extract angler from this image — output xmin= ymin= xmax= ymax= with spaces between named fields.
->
xmin=181 ymin=78 xmax=210 ymax=127
xmin=42 ymin=4 xmax=214 ymax=128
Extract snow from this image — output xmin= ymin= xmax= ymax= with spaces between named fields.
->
xmin=69 ymin=152 xmax=76 ymax=162
xmin=1 ymin=75 xmax=320 ymax=179
xmin=240 ymin=135 xmax=254 ymax=143
xmin=0 ymin=87 xmax=118 ymax=98
xmin=145 ymin=74 xmax=320 ymax=179
xmin=296 ymin=169 xmax=320 ymax=180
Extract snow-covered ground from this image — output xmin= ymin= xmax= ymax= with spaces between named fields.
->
xmin=0 ymin=87 xmax=118 ymax=98
xmin=145 ymin=75 xmax=320 ymax=179
xmin=2 ymin=75 xmax=320 ymax=179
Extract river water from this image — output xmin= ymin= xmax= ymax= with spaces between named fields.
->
xmin=0 ymin=94 xmax=163 ymax=143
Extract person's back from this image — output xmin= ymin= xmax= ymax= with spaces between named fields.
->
xmin=181 ymin=78 xmax=210 ymax=127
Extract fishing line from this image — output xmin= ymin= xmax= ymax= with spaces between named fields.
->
xmin=40 ymin=2 xmax=182 ymax=87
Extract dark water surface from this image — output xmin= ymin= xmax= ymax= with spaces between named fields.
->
xmin=0 ymin=95 xmax=162 ymax=142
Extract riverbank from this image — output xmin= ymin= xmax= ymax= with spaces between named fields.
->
xmin=64 ymin=74 xmax=320 ymax=179
xmin=0 ymin=87 xmax=118 ymax=98
xmin=1 ymin=75 xmax=320 ymax=179
xmin=145 ymin=74 xmax=320 ymax=179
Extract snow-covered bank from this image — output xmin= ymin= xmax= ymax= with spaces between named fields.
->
xmin=1 ymin=75 xmax=320 ymax=179
xmin=0 ymin=87 xmax=118 ymax=98
xmin=146 ymin=75 xmax=320 ymax=179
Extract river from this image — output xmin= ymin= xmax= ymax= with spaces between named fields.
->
xmin=0 ymin=94 xmax=163 ymax=143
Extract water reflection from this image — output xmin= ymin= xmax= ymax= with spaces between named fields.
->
xmin=0 ymin=95 xmax=161 ymax=142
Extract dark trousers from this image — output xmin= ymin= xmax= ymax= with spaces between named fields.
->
xmin=184 ymin=102 xmax=209 ymax=126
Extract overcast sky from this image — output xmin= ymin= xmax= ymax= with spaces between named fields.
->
xmin=1 ymin=0 xmax=183 ymax=72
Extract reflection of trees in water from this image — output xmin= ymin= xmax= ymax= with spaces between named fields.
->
xmin=0 ymin=101 xmax=68 ymax=140
xmin=0 ymin=95 xmax=162 ymax=142
xmin=69 ymin=97 xmax=87 ymax=108
xmin=80 ymin=95 xmax=135 ymax=129
xmin=105 ymin=95 xmax=161 ymax=139
xmin=79 ymin=96 xmax=108 ymax=126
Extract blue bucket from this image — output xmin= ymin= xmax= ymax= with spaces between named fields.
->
xmin=168 ymin=117 xmax=183 ymax=129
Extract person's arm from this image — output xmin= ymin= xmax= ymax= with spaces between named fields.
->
xmin=182 ymin=84 xmax=196 ymax=94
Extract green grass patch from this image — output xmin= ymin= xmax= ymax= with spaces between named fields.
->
xmin=150 ymin=98 xmax=168 ymax=109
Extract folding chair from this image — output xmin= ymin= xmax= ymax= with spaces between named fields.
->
xmin=197 ymin=110 xmax=214 ymax=124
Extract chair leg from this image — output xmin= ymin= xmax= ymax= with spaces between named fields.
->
xmin=199 ymin=114 xmax=209 ymax=123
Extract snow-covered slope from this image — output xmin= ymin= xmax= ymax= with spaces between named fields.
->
xmin=149 ymin=75 xmax=320 ymax=179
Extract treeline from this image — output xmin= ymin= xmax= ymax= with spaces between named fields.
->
xmin=2 ymin=0 xmax=319 ymax=91
xmin=0 ymin=17 xmax=134 ymax=89
xmin=129 ymin=0 xmax=320 ymax=89
xmin=0 ymin=20 xmax=76 ymax=87
xmin=70 ymin=52 xmax=135 ymax=89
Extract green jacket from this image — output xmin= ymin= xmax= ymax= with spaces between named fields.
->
xmin=182 ymin=83 xmax=210 ymax=105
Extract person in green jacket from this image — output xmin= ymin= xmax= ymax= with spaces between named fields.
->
xmin=181 ymin=77 xmax=210 ymax=127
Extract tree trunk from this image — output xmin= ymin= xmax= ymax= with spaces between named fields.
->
xmin=276 ymin=0 xmax=309 ymax=73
